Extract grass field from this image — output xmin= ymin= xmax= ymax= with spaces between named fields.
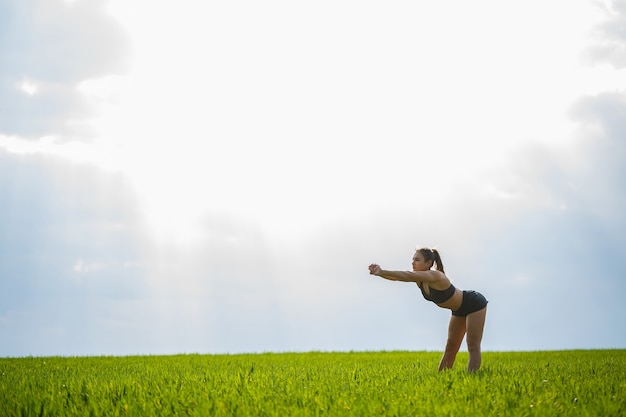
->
xmin=1 ymin=350 xmax=624 ymax=416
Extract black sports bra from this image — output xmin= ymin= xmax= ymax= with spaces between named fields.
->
xmin=418 ymin=282 xmax=456 ymax=304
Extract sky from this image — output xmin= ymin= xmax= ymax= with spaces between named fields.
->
xmin=1 ymin=0 xmax=625 ymax=357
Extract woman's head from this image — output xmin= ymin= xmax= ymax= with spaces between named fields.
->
xmin=414 ymin=247 xmax=445 ymax=273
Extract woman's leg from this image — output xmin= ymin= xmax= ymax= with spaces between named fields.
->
xmin=466 ymin=307 xmax=487 ymax=372
xmin=438 ymin=315 xmax=466 ymax=371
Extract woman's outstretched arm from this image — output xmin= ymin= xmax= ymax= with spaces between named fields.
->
xmin=368 ymin=264 xmax=441 ymax=282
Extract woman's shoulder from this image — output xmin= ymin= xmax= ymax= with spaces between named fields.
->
xmin=419 ymin=269 xmax=447 ymax=282
xmin=429 ymin=270 xmax=453 ymax=288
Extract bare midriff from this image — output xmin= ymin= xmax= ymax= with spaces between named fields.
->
xmin=435 ymin=288 xmax=463 ymax=311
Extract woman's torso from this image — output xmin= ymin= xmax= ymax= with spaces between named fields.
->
xmin=417 ymin=274 xmax=463 ymax=311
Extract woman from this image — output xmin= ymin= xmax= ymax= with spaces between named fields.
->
xmin=368 ymin=248 xmax=488 ymax=372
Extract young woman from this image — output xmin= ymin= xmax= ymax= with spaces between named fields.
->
xmin=368 ymin=248 xmax=488 ymax=372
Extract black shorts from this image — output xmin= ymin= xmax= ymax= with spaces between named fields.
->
xmin=452 ymin=290 xmax=488 ymax=317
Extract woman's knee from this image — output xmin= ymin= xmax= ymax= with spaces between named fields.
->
xmin=466 ymin=338 xmax=481 ymax=353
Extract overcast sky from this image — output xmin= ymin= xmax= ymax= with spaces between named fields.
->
xmin=1 ymin=0 xmax=625 ymax=357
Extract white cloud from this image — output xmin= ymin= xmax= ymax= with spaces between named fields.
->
xmin=586 ymin=0 xmax=626 ymax=68
xmin=0 ymin=0 xmax=130 ymax=138
xmin=72 ymin=259 xmax=109 ymax=274
xmin=19 ymin=79 xmax=38 ymax=95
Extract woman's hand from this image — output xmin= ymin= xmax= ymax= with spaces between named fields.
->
xmin=368 ymin=264 xmax=382 ymax=275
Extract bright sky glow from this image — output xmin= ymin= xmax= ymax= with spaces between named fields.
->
xmin=81 ymin=0 xmax=609 ymax=243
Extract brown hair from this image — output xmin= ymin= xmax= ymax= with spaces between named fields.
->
xmin=416 ymin=247 xmax=445 ymax=273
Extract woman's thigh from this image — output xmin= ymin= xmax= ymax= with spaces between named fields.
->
xmin=465 ymin=307 xmax=487 ymax=346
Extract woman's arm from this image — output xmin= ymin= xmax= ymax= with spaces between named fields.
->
xmin=368 ymin=264 xmax=441 ymax=283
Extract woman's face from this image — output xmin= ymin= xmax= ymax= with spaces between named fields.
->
xmin=412 ymin=252 xmax=431 ymax=271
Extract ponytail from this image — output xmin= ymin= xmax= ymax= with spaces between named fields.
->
xmin=431 ymin=249 xmax=445 ymax=274
xmin=416 ymin=247 xmax=445 ymax=274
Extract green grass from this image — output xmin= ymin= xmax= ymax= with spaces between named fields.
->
xmin=1 ymin=350 xmax=624 ymax=416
